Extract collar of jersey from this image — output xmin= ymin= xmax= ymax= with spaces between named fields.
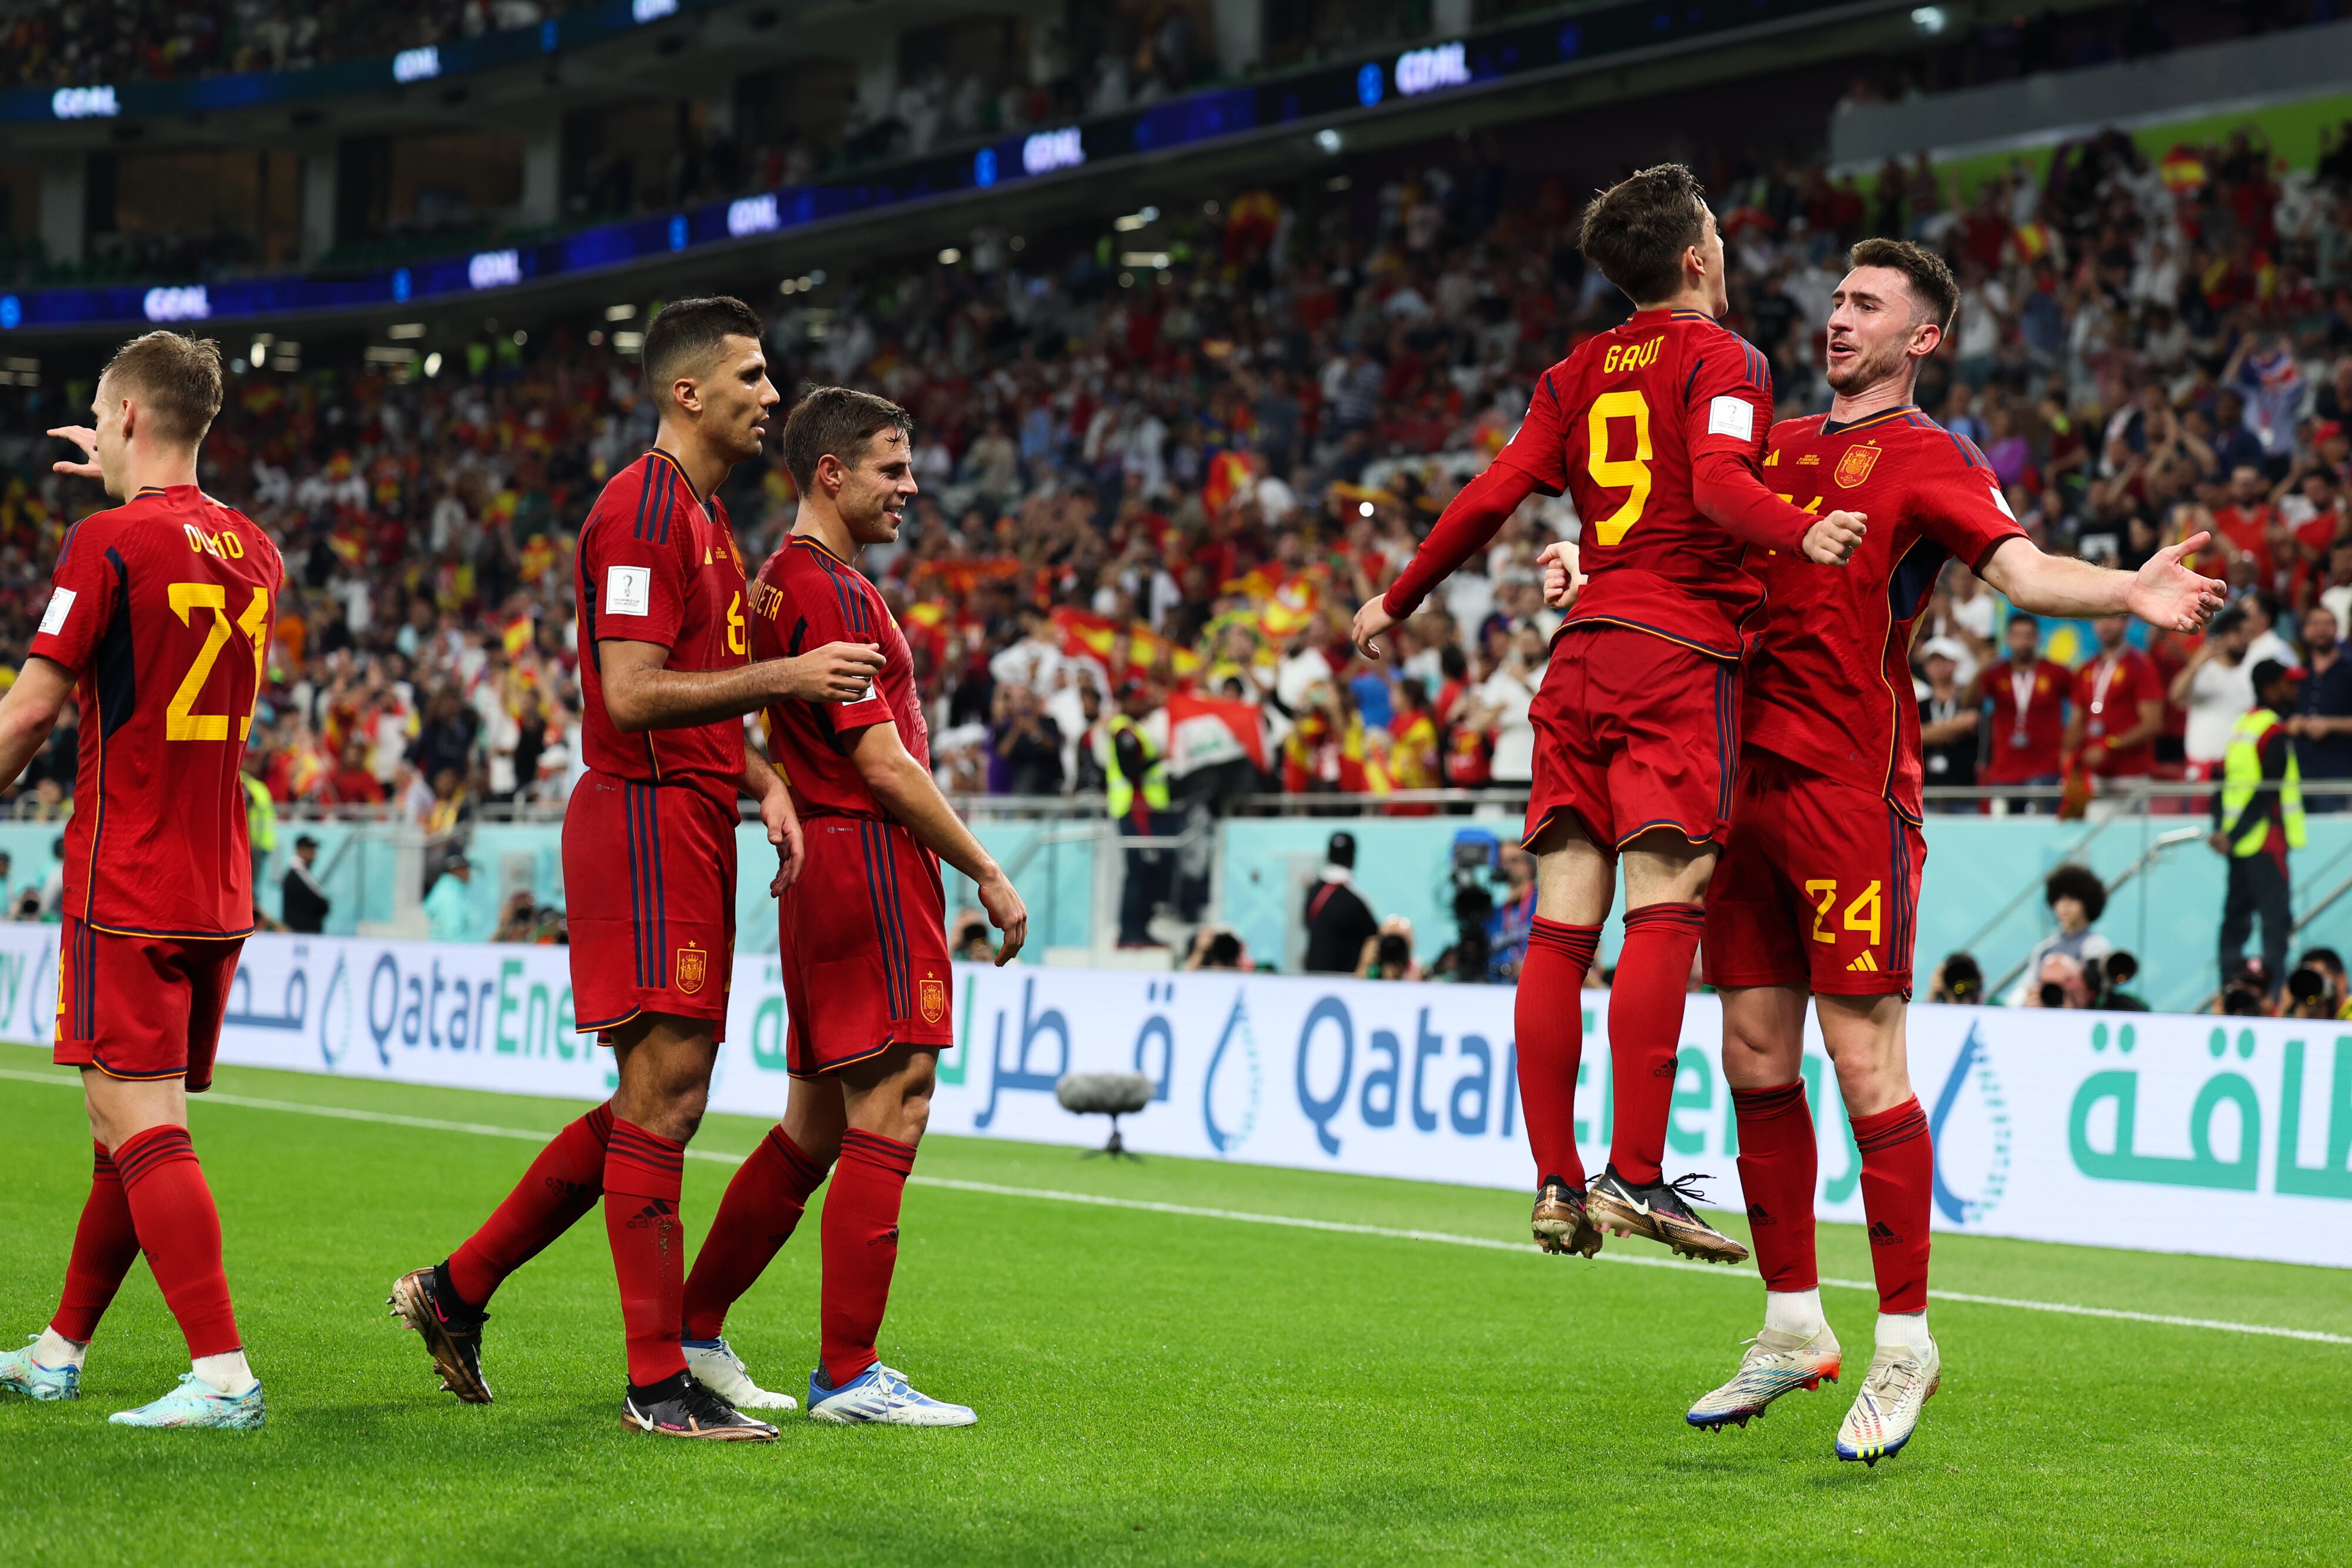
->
xmin=791 ymin=531 xmax=850 ymax=566
xmin=1624 ymin=307 xmax=1715 ymax=325
xmin=646 ymin=446 xmax=704 ymax=502
xmin=1820 ymin=404 xmax=1919 ymax=437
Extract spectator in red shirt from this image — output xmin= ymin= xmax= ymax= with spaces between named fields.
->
xmin=2065 ymin=616 xmax=2166 ymax=787
xmin=2207 ymin=463 xmax=2286 ymax=589
xmin=324 ymin=737 xmax=386 ymax=805
xmin=1982 ymin=614 xmax=2073 ymax=808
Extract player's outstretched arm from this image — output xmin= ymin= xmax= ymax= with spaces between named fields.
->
xmin=1979 ymin=533 xmax=2227 ymax=632
xmin=0 ymin=656 xmax=72 ymax=791
xmin=597 ymin=637 xmax=885 ymax=733
xmin=848 ymin=721 xmax=1028 ymax=964
xmin=1354 ymin=462 xmax=1541 ymax=658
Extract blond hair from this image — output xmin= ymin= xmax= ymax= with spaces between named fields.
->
xmin=101 ymin=331 xmax=224 ymax=447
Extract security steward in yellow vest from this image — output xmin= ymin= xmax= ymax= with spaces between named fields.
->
xmin=2211 ymin=658 xmax=2306 ymax=1001
xmin=1107 ymin=677 xmax=1172 ymax=946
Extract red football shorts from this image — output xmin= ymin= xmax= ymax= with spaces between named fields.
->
xmin=563 ymin=768 xmax=737 ymax=1041
xmin=779 ymin=813 xmax=953 ymax=1077
xmin=1702 ymin=753 xmax=1925 ymax=997
xmin=1524 ymin=623 xmax=1738 ymax=853
xmin=53 ymin=915 xmax=243 ymax=1091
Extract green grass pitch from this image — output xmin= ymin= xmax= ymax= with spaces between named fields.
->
xmin=2 ymin=1042 xmax=2347 ymax=1566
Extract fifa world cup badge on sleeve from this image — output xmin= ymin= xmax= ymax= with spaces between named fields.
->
xmin=1835 ymin=444 xmax=1881 ymax=488
xmin=676 ymin=942 xmax=708 ymax=995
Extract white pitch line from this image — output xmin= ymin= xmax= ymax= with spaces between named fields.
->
xmin=5 ymin=1065 xmax=2348 ymax=1348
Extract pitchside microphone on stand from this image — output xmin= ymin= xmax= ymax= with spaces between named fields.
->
xmin=1055 ymin=1072 xmax=1154 ymax=1160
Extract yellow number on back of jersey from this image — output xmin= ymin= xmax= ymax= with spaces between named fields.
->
xmin=166 ymin=581 xmax=271 ymax=742
xmin=1585 ymin=390 xmax=1653 ymax=546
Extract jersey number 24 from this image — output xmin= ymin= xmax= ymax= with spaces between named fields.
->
xmin=166 ymin=582 xmax=270 ymax=742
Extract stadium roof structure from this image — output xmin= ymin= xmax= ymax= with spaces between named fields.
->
xmin=0 ymin=0 xmax=2098 ymax=341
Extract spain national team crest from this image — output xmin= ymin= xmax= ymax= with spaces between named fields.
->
xmin=675 ymin=943 xmax=707 ymax=995
xmin=918 ymin=972 xmax=946 ymax=1026
xmin=1835 ymin=443 xmax=1881 ymax=489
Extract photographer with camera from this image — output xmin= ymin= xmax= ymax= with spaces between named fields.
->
xmin=2006 ymin=864 xmax=2115 ymax=1006
xmin=1929 ymin=952 xmax=1984 ymax=1005
xmin=2284 ymin=947 xmax=2352 ymax=1020
xmin=1426 ymin=831 xmax=1505 ymax=984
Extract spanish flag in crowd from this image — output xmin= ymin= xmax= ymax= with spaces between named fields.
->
xmin=1202 ymin=449 xmax=1259 ymax=515
xmin=2159 ymin=145 xmax=2206 ymax=193
xmin=502 ymin=614 xmax=534 ymax=657
xmin=1228 ymin=567 xmax=1319 ymax=640
xmin=1048 ymin=607 xmax=1203 ymax=679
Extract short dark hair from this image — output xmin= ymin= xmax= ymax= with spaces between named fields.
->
xmin=641 ymin=295 xmax=763 ymax=394
xmin=2045 ymin=864 xmax=2107 ymax=924
xmin=780 ymin=385 xmax=913 ymax=492
xmin=2006 ymin=613 xmax=2039 ymax=634
xmin=102 ymin=331 xmax=223 ymax=447
xmin=1578 ymin=163 xmax=1710 ymax=305
xmin=1847 ymin=237 xmax=1960 ymax=332
xmin=1327 ymin=830 xmax=1357 ymax=869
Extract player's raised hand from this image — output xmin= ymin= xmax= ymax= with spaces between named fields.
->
xmin=2128 ymin=531 xmax=2231 ymax=633
xmin=1536 ymin=540 xmax=1585 ymax=610
xmin=776 ymin=641 xmax=885 ymax=702
xmin=1801 ymin=510 xmax=1867 ymax=566
xmin=978 ymin=870 xmax=1028 ymax=966
xmin=47 ymin=425 xmax=101 ymax=480
xmin=1350 ymin=595 xmax=1401 ymax=661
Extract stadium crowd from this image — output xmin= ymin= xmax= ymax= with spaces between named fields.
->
xmin=6 ymin=112 xmax=2352 ymax=991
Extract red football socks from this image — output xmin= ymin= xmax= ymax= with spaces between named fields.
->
xmin=1517 ymin=918 xmax=1601 ymax=1188
xmin=603 ymin=1118 xmax=689 ymax=1388
xmin=446 ymin=1102 xmax=615 ymax=1309
xmin=1730 ymin=1081 xmax=1819 ymax=1293
xmin=682 ymin=1125 xmax=833 ymax=1341
xmin=1607 ymin=902 xmax=1707 ymax=1186
xmin=52 ymin=1140 xmax=139 ymax=1344
xmin=819 ymin=1129 xmax=917 ymax=1388
xmin=1852 ymin=1096 xmax=1933 ymax=1315
xmin=113 ymin=1125 xmax=240 ymax=1360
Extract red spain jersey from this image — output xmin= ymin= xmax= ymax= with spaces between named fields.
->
xmin=749 ymin=534 xmax=928 ymax=817
xmin=28 ymin=484 xmax=283 ymax=937
xmin=1982 ymin=656 xmax=2072 ymax=784
xmin=1494 ymin=307 xmax=1780 ymax=657
xmin=1740 ymin=407 xmax=2026 ymax=820
xmin=575 ymin=449 xmax=750 ymax=790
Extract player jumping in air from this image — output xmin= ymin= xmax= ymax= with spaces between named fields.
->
xmin=390 ymin=297 xmax=887 ymax=1440
xmin=676 ymin=386 xmax=1027 ymax=1426
xmin=1677 ymin=239 xmax=2222 ymax=1462
xmin=1356 ymin=164 xmax=1864 ymax=1266
xmin=0 ymin=333 xmax=280 ymax=1429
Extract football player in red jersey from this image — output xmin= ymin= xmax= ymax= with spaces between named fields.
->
xmin=679 ymin=387 xmax=1026 ymax=1426
xmin=0 ymin=333 xmax=280 ymax=1427
xmin=390 ymin=299 xmax=886 ymax=1441
xmin=1679 ymin=239 xmax=2222 ymax=1463
xmin=1355 ymin=164 xmax=1866 ymax=1266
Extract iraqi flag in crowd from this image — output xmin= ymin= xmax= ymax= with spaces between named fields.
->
xmin=1167 ymin=691 xmax=1266 ymax=777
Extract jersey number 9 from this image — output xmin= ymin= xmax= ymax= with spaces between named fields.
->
xmin=1585 ymin=390 xmax=1652 ymax=546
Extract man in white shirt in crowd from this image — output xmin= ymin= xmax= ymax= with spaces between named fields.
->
xmin=2171 ymin=603 xmax=2255 ymax=783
